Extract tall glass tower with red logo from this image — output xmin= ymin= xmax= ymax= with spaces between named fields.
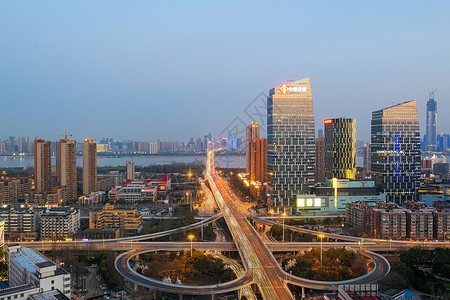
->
xmin=267 ymin=78 xmax=315 ymax=207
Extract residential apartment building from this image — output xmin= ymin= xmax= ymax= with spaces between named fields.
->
xmin=40 ymin=207 xmax=80 ymax=240
xmin=89 ymin=204 xmax=142 ymax=235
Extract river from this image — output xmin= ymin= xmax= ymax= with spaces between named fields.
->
xmin=0 ymin=154 xmax=247 ymax=169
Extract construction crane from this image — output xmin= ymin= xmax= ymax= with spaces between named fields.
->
xmin=36 ymin=132 xmax=73 ymax=140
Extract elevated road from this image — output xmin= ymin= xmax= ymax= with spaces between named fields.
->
xmin=207 ymin=151 xmax=294 ymax=299
xmin=115 ymin=247 xmax=253 ymax=295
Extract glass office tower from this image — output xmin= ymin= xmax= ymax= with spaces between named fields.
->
xmin=371 ymin=100 xmax=421 ymax=203
xmin=425 ymin=92 xmax=437 ymax=152
xmin=267 ymin=78 xmax=315 ymax=207
xmin=324 ymin=118 xmax=356 ymax=180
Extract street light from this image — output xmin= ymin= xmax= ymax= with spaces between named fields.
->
xmin=281 ymin=212 xmax=287 ymax=243
xmin=186 ymin=192 xmax=191 ymax=214
xmin=318 ymin=234 xmax=325 ymax=267
xmin=188 ymin=234 xmax=195 ymax=257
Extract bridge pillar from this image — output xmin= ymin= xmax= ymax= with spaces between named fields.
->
xmin=211 ymin=294 xmax=215 ymax=300
xmin=178 ymin=294 xmax=183 ymax=300
xmin=302 ymin=286 xmax=305 ymax=298
xmin=237 ymin=288 xmax=242 ymax=299
xmin=134 ymin=283 xmax=139 ymax=292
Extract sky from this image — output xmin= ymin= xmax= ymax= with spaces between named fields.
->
xmin=1 ymin=1 xmax=449 ymax=142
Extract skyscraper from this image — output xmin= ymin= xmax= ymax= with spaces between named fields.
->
xmin=324 ymin=118 xmax=356 ymax=180
xmin=126 ymin=161 xmax=135 ymax=180
xmin=246 ymin=121 xmax=261 ymax=173
xmin=249 ymin=139 xmax=267 ymax=184
xmin=315 ymin=138 xmax=325 ymax=182
xmin=83 ymin=139 xmax=97 ymax=196
xmin=56 ymin=139 xmax=77 ymax=200
xmin=34 ymin=139 xmax=52 ymax=193
xmin=267 ymin=78 xmax=315 ymax=206
xmin=371 ymin=100 xmax=421 ymax=203
xmin=425 ymin=91 xmax=437 ymax=152
xmin=363 ymin=144 xmax=371 ymax=175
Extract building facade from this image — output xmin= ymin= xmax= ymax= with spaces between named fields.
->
xmin=56 ymin=139 xmax=77 ymax=200
xmin=34 ymin=140 xmax=52 ymax=193
xmin=83 ymin=139 xmax=97 ymax=196
xmin=371 ymin=100 xmax=421 ymax=203
xmin=267 ymin=78 xmax=315 ymax=206
xmin=40 ymin=208 xmax=80 ymax=240
xmin=7 ymin=245 xmax=71 ymax=298
xmin=324 ymin=118 xmax=356 ymax=180
xmin=126 ymin=161 xmax=135 ymax=180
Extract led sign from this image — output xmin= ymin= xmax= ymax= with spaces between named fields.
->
xmin=324 ymin=119 xmax=333 ymax=124
xmin=279 ymin=84 xmax=308 ymax=94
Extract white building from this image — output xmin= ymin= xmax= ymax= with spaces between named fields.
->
xmin=126 ymin=161 xmax=135 ymax=180
xmin=3 ymin=246 xmax=71 ymax=299
xmin=40 ymin=208 xmax=80 ymax=240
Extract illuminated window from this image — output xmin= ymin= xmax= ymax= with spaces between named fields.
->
xmin=314 ymin=198 xmax=321 ymax=207
xmin=307 ymin=198 xmax=313 ymax=207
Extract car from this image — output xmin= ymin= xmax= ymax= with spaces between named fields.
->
xmin=91 ymin=264 xmax=98 ymax=268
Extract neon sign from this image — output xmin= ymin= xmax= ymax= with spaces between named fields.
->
xmin=324 ymin=119 xmax=333 ymax=124
xmin=279 ymin=84 xmax=307 ymax=94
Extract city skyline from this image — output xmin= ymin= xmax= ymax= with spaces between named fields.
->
xmin=1 ymin=1 xmax=449 ymax=141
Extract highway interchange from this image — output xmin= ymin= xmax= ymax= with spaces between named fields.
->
xmin=9 ymin=150 xmax=450 ymax=299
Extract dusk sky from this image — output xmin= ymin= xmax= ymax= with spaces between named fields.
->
xmin=1 ymin=1 xmax=449 ymax=142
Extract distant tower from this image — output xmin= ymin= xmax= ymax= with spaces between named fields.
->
xmin=426 ymin=90 xmax=437 ymax=152
xmin=315 ymin=138 xmax=325 ymax=182
xmin=83 ymin=139 xmax=97 ymax=195
xmin=126 ymin=161 xmax=135 ymax=180
xmin=317 ymin=129 xmax=324 ymax=139
xmin=246 ymin=122 xmax=261 ymax=173
xmin=363 ymin=144 xmax=371 ymax=175
xmin=34 ymin=139 xmax=52 ymax=193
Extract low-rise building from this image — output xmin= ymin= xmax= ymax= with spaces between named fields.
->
xmin=0 ymin=208 xmax=41 ymax=241
xmin=0 ymin=177 xmax=33 ymax=203
xmin=6 ymin=245 xmax=71 ymax=299
xmin=433 ymin=210 xmax=450 ymax=240
xmin=40 ymin=207 xmax=80 ymax=240
xmin=297 ymin=179 xmax=385 ymax=213
xmin=89 ymin=204 xmax=142 ymax=236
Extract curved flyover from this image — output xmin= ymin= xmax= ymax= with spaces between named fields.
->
xmin=283 ymin=250 xmax=390 ymax=290
xmin=114 ymin=247 xmax=254 ymax=296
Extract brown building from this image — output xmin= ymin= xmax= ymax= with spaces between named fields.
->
xmin=315 ymin=138 xmax=325 ymax=182
xmin=34 ymin=139 xmax=52 ymax=193
xmin=373 ymin=209 xmax=408 ymax=239
xmin=0 ymin=177 xmax=33 ymax=203
xmin=83 ymin=139 xmax=97 ymax=196
xmin=89 ymin=204 xmax=142 ymax=236
xmin=56 ymin=139 xmax=77 ymax=200
xmin=246 ymin=121 xmax=260 ymax=173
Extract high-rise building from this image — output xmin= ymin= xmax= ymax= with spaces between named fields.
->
xmin=363 ymin=144 xmax=371 ymax=175
xmin=249 ymin=139 xmax=267 ymax=184
xmin=371 ymin=100 xmax=421 ymax=203
xmin=126 ymin=161 xmax=135 ymax=180
xmin=56 ymin=139 xmax=77 ymax=200
xmin=246 ymin=121 xmax=261 ymax=173
xmin=83 ymin=139 xmax=97 ymax=196
xmin=324 ymin=118 xmax=356 ymax=180
xmin=267 ymin=78 xmax=315 ymax=206
xmin=315 ymin=138 xmax=325 ymax=182
xmin=317 ymin=129 xmax=324 ymax=139
xmin=425 ymin=91 xmax=437 ymax=151
xmin=34 ymin=139 xmax=52 ymax=193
